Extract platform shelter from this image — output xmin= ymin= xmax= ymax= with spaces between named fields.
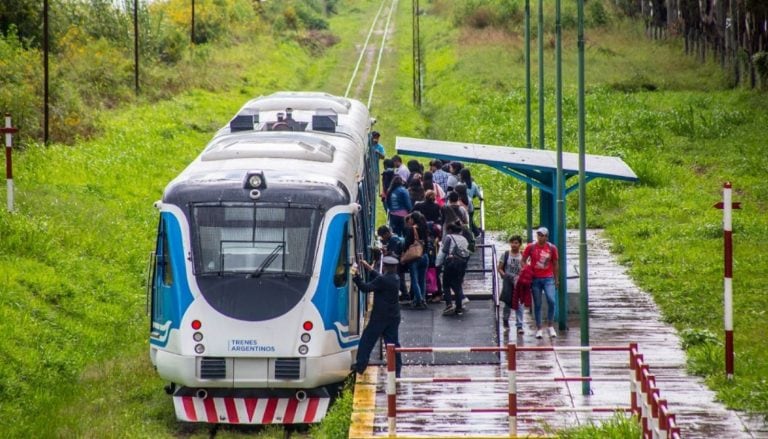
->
xmin=395 ymin=136 xmax=638 ymax=328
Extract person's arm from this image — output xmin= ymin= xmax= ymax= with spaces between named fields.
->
xmin=435 ymin=235 xmax=451 ymax=267
xmin=552 ymin=245 xmax=559 ymax=286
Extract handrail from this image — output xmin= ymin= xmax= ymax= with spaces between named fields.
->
xmin=384 ymin=343 xmax=684 ymax=438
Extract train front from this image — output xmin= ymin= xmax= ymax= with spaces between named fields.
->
xmin=149 ymin=132 xmax=367 ymax=424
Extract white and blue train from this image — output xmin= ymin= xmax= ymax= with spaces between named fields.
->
xmin=148 ymin=92 xmax=379 ymax=424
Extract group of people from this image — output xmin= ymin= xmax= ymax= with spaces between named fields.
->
xmin=351 ymin=133 xmax=561 ymax=378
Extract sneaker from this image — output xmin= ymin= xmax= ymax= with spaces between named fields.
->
xmin=535 ymin=329 xmax=543 ymax=339
xmin=442 ymin=305 xmax=455 ymax=316
xmin=517 ymin=327 xmax=525 ymax=335
xmin=455 ymin=308 xmax=464 ymax=316
xmin=416 ymin=302 xmax=428 ymax=310
xmin=548 ymin=327 xmax=557 ymax=338
xmin=462 ymin=297 xmax=470 ymax=306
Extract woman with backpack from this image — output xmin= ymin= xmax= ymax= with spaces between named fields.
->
xmin=436 ymin=222 xmax=471 ymax=316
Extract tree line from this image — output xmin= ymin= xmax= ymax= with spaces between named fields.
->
xmin=619 ymin=0 xmax=768 ymax=88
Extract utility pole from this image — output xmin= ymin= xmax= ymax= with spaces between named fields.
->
xmin=134 ymin=0 xmax=140 ymax=94
xmin=43 ymin=0 xmax=50 ymax=144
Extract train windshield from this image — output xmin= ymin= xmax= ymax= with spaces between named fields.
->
xmin=192 ymin=204 xmax=320 ymax=276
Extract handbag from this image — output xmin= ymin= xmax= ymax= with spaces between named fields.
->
xmin=399 ymin=226 xmax=424 ymax=264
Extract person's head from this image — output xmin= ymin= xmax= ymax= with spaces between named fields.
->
xmin=392 ymin=154 xmax=403 ymax=166
xmin=459 ymin=168 xmax=473 ymax=186
xmin=383 ymin=158 xmax=394 ymax=169
xmin=508 ymin=235 xmax=522 ymax=252
xmin=371 ymin=131 xmax=380 ymax=142
xmin=450 ymin=161 xmax=464 ymax=175
xmin=442 ymin=163 xmax=451 ymax=173
xmin=424 ymin=189 xmax=436 ymax=203
xmin=388 ymin=175 xmax=405 ymax=192
xmin=535 ymin=226 xmax=549 ymax=244
xmin=448 ymin=191 xmax=459 ymax=204
xmin=407 ymin=159 xmax=422 ymax=174
xmin=382 ymin=255 xmax=399 ymax=273
xmin=429 ymin=159 xmax=443 ymax=171
xmin=447 ymin=222 xmax=463 ymax=235
xmin=377 ymin=225 xmax=392 ymax=241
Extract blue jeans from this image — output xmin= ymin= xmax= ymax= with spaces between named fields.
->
xmin=408 ymin=253 xmax=429 ymax=304
xmin=503 ymin=303 xmax=525 ymax=329
xmin=531 ymin=277 xmax=557 ymax=327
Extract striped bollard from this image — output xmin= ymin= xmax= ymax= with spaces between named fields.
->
xmin=386 ymin=343 xmax=397 ymax=437
xmin=2 ymin=114 xmax=18 ymax=212
xmin=507 ymin=342 xmax=517 ymax=437
xmin=629 ymin=343 xmax=639 ymax=416
xmin=714 ymin=182 xmax=740 ymax=380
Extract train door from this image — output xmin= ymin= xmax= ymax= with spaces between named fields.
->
xmin=349 ymin=215 xmax=365 ymax=337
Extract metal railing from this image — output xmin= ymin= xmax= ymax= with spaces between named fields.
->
xmin=384 ymin=343 xmax=683 ymax=438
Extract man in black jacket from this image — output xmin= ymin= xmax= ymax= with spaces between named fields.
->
xmin=352 ymin=256 xmax=403 ymax=377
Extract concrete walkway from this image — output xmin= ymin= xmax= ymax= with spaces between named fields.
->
xmin=349 ymin=230 xmax=766 ymax=438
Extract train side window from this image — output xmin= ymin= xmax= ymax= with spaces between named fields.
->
xmin=158 ymin=219 xmax=173 ymax=287
xmin=333 ymin=220 xmax=349 ymax=287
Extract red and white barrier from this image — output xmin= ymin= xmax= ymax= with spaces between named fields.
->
xmin=714 ymin=182 xmax=740 ymax=380
xmin=385 ymin=342 xmax=684 ymax=438
xmin=1 ymin=114 xmax=18 ymax=212
xmin=172 ymin=395 xmax=328 ymax=424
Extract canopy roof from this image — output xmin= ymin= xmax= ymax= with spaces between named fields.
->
xmin=395 ymin=136 xmax=637 ymax=192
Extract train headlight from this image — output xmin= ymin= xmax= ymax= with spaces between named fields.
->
xmin=191 ymin=320 xmax=202 ymax=330
xmin=302 ymin=321 xmax=313 ymax=331
xmin=193 ymin=332 xmax=204 ymax=342
xmin=300 ymin=333 xmax=311 ymax=343
xmin=244 ymin=171 xmax=266 ymax=189
xmin=298 ymin=345 xmax=309 ymax=355
xmin=195 ymin=344 xmax=206 ymax=354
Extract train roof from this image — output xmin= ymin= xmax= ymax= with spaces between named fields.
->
xmin=163 ymin=92 xmax=372 ymax=204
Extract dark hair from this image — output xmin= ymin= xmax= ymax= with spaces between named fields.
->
xmin=422 ymin=171 xmax=435 ymax=191
xmin=430 ymin=159 xmax=443 ymax=168
xmin=388 ymin=175 xmax=405 ymax=194
xmin=508 ymin=235 xmax=523 ymax=244
xmin=442 ymin=164 xmax=451 ymax=173
xmin=448 ymin=191 xmax=459 ymax=202
xmin=459 ymin=168 xmax=473 ymax=187
xmin=450 ymin=161 xmax=464 ymax=174
xmin=371 ymin=131 xmax=380 ymax=138
xmin=392 ymin=154 xmax=403 ymax=164
xmin=377 ymin=225 xmax=391 ymax=237
xmin=447 ymin=222 xmax=463 ymax=234
xmin=407 ymin=159 xmax=423 ymax=174
xmin=383 ymin=158 xmax=394 ymax=169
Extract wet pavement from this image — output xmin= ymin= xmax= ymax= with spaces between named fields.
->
xmin=350 ymin=230 xmax=767 ymax=438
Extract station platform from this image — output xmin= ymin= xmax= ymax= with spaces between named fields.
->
xmin=350 ymin=230 xmax=760 ymax=438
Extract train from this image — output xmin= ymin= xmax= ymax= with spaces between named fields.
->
xmin=147 ymin=91 xmax=379 ymax=424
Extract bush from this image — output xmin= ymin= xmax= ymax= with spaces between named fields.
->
xmin=589 ymin=0 xmax=610 ymax=26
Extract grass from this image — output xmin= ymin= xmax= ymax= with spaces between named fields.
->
xmin=1 ymin=0 xmax=766 ymax=436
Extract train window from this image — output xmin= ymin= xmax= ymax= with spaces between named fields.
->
xmin=191 ymin=204 xmax=320 ymax=276
xmin=333 ymin=220 xmax=349 ymax=287
xmin=162 ymin=225 xmax=173 ymax=286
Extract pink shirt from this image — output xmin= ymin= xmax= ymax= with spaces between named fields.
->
xmin=523 ymin=242 xmax=558 ymax=278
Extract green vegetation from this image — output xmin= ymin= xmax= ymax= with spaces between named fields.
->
xmin=555 ymin=412 xmax=642 ymax=438
xmin=0 ymin=0 xmax=766 ymax=436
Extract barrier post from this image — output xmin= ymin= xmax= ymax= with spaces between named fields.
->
xmin=2 ymin=114 xmax=18 ymax=212
xmin=386 ymin=344 xmax=397 ymax=437
xmin=640 ymin=364 xmax=650 ymax=438
xmin=629 ymin=343 xmax=638 ymax=416
xmin=507 ymin=343 xmax=517 ymax=437
xmin=658 ymin=399 xmax=668 ymax=433
xmin=714 ymin=181 xmax=740 ymax=380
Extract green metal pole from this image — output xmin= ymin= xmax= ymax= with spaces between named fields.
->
xmin=555 ymin=0 xmax=566 ymax=332
xmin=525 ymin=0 xmax=533 ymax=243
xmin=537 ymin=0 xmax=545 ymax=154
xmin=577 ymin=0 xmax=591 ymax=396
